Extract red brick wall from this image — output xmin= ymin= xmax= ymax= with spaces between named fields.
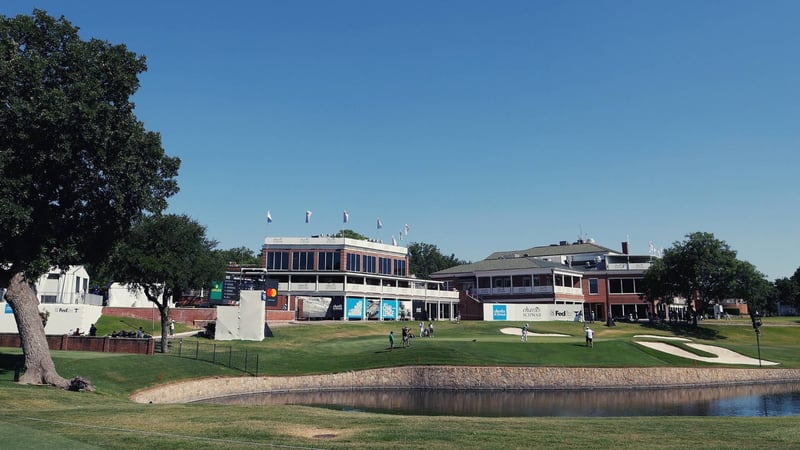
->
xmin=0 ymin=333 xmax=154 ymax=355
xmin=103 ymin=307 xmax=216 ymax=325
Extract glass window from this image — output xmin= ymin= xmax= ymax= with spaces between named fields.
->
xmin=363 ymin=255 xmax=376 ymax=273
xmin=589 ymin=278 xmax=599 ymax=295
xmin=379 ymin=257 xmax=392 ymax=275
xmin=267 ymin=251 xmax=289 ymax=270
xmin=346 ymin=253 xmax=360 ymax=272
xmin=609 ymin=278 xmax=640 ymax=294
xmin=292 ymin=251 xmax=315 ymax=271
xmin=393 ymin=259 xmax=406 ymax=276
xmin=319 ymin=252 xmax=341 ymax=271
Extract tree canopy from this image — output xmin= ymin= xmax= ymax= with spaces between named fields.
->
xmin=105 ymin=214 xmax=222 ymax=352
xmin=0 ymin=10 xmax=180 ymax=383
xmin=217 ymin=246 xmax=261 ymax=267
xmin=407 ymin=242 xmax=466 ymax=279
xmin=639 ymin=232 xmax=771 ymax=324
xmin=334 ymin=229 xmax=369 ymax=240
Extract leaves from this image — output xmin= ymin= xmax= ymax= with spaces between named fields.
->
xmin=639 ymin=232 xmax=772 ymax=318
xmin=0 ymin=10 xmax=180 ymax=283
xmin=407 ymin=242 xmax=466 ymax=279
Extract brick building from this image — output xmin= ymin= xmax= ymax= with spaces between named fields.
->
xmin=430 ymin=239 xmax=667 ymax=322
xmin=255 ymin=235 xmax=459 ymax=321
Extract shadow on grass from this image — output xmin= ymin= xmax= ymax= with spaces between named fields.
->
xmin=639 ymin=322 xmax=724 ymax=340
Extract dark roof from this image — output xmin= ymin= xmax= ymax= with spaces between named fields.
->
xmin=431 ymin=257 xmax=577 ymax=278
xmin=484 ymin=242 xmax=619 ymax=260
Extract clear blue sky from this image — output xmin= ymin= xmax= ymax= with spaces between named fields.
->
xmin=5 ymin=1 xmax=799 ymax=280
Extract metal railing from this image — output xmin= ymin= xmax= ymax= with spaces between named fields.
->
xmin=161 ymin=340 xmax=263 ymax=375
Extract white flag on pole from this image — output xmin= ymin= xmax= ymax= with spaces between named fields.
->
xmin=305 ymin=210 xmax=312 ymax=223
xmin=343 ymin=210 xmax=349 ymax=223
xmin=266 ymin=210 xmax=272 ymax=224
xmin=392 ymin=235 xmax=397 ymax=246
xmin=404 ymin=224 xmax=409 ymax=235
xmin=377 ymin=218 xmax=382 ymax=229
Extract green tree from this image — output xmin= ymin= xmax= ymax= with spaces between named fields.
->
xmin=334 ymin=229 xmax=368 ymax=240
xmin=217 ymin=246 xmax=261 ymax=267
xmin=407 ymin=242 xmax=466 ymax=279
xmin=105 ymin=214 xmax=222 ymax=353
xmin=774 ymin=270 xmax=800 ymax=313
xmin=0 ymin=10 xmax=179 ymax=386
xmin=640 ymin=232 xmax=752 ymax=325
xmin=732 ymin=261 xmax=774 ymax=316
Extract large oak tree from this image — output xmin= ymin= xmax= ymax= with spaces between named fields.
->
xmin=0 ymin=10 xmax=179 ymax=385
xmin=105 ymin=214 xmax=222 ymax=353
xmin=640 ymin=232 xmax=770 ymax=325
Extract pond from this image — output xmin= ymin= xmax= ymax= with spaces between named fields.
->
xmin=197 ymin=382 xmax=800 ymax=417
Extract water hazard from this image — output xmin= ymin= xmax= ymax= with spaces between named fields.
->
xmin=198 ymin=383 xmax=800 ymax=417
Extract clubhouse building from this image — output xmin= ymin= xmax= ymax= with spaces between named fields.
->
xmin=244 ymin=236 xmax=459 ymax=321
xmin=430 ymin=239 xmax=672 ymax=323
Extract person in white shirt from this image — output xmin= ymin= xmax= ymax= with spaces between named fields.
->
xmin=585 ymin=326 xmax=594 ymax=348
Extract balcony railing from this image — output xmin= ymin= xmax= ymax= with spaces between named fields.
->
xmin=278 ymin=282 xmax=458 ymax=300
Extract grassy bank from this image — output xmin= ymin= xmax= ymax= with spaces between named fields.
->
xmin=1 ymin=318 xmax=800 ymax=449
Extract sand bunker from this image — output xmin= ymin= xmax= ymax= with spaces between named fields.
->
xmin=500 ymin=327 xmax=570 ymax=337
xmin=635 ymin=340 xmax=778 ymax=366
xmin=633 ymin=334 xmax=691 ymax=342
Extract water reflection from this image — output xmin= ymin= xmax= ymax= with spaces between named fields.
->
xmin=198 ymin=383 xmax=800 ymax=417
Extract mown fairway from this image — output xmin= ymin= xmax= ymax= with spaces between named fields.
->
xmin=2 ymin=317 xmax=800 ymax=449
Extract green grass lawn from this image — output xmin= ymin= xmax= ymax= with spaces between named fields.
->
xmin=1 ymin=317 xmax=800 ymax=449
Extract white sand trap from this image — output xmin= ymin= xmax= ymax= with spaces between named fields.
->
xmin=636 ymin=341 xmax=778 ymax=366
xmin=500 ymin=327 xmax=570 ymax=337
xmin=633 ymin=334 xmax=691 ymax=342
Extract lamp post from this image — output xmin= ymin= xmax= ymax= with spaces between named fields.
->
xmin=751 ymin=310 xmax=762 ymax=368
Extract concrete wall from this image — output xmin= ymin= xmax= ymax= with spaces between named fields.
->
xmin=131 ymin=366 xmax=800 ymax=404
xmin=215 ymin=296 xmax=265 ymax=341
xmin=1 ymin=303 xmax=102 ymax=335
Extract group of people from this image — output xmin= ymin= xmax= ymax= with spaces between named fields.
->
xmin=388 ymin=321 xmax=435 ymax=351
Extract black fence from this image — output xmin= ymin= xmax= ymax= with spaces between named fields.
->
xmin=160 ymin=340 xmax=263 ymax=375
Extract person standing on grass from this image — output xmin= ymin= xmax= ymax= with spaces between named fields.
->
xmin=389 ymin=330 xmax=395 ymax=351
xmin=169 ymin=319 xmax=175 ymax=336
xmin=585 ymin=326 xmax=593 ymax=348
xmin=521 ymin=323 xmax=528 ymax=342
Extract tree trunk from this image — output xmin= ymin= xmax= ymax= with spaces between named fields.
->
xmin=159 ymin=303 xmax=170 ymax=353
xmin=5 ymin=271 xmax=69 ymax=388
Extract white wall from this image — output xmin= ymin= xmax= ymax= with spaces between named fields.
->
xmin=106 ymin=283 xmax=168 ymax=308
xmin=483 ymin=303 xmax=585 ymax=322
xmin=0 ymin=302 xmax=102 ymax=335
xmin=35 ymin=266 xmax=93 ymax=304
xmin=215 ymin=292 xmax=265 ymax=341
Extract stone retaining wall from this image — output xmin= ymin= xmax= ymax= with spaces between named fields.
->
xmin=130 ymin=366 xmax=800 ymax=404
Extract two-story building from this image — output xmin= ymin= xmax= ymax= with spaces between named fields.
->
xmin=255 ymin=235 xmax=460 ymax=321
xmin=431 ymin=239 xmax=662 ymax=323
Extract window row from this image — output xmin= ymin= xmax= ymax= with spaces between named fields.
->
xmin=587 ymin=278 xmax=644 ymax=295
xmin=266 ymin=250 xmax=405 ymax=276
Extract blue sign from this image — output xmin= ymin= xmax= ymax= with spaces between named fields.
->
xmin=4 ymin=303 xmax=12 ymax=314
xmin=346 ymin=297 xmax=364 ymax=319
xmin=381 ymin=299 xmax=397 ymax=320
xmin=492 ymin=304 xmax=507 ymax=321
